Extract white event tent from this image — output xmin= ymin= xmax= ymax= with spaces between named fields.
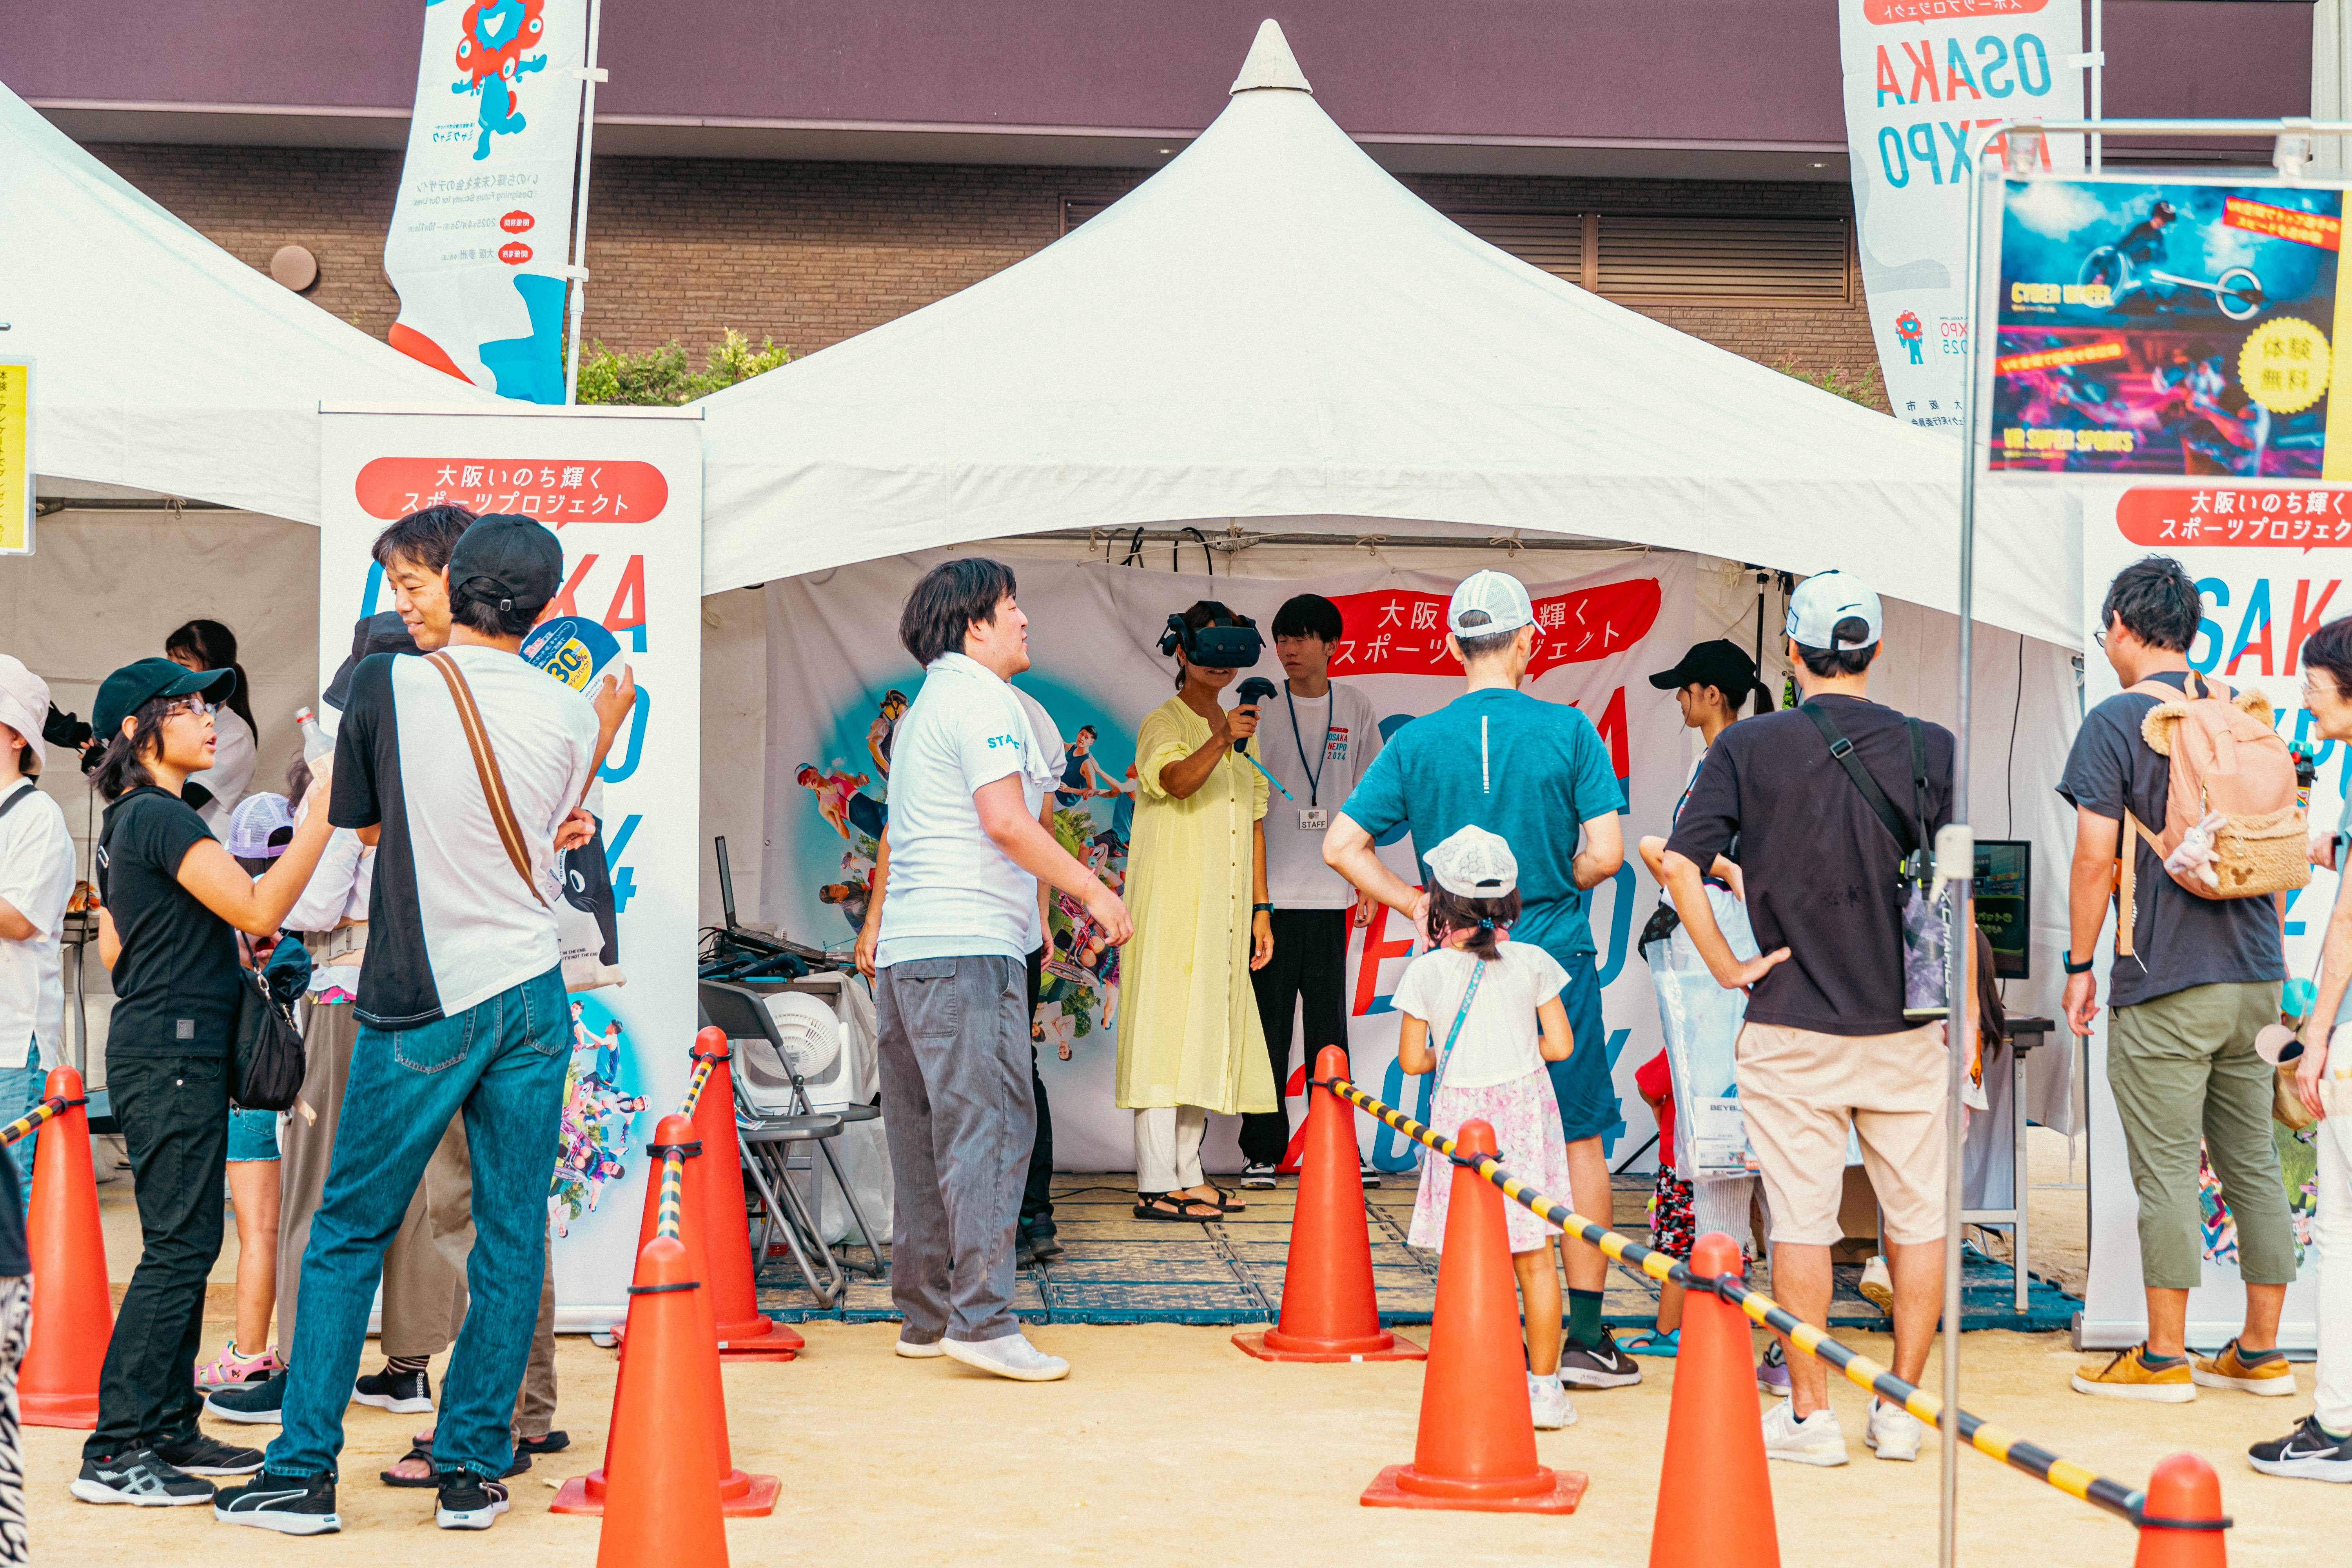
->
xmin=700 ymin=20 xmax=2080 ymax=651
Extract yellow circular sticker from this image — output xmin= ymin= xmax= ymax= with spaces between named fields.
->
xmin=2238 ymin=317 xmax=2331 ymax=416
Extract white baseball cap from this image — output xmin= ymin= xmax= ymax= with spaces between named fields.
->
xmin=0 ymin=655 xmax=49 ymax=777
xmin=1426 ymin=825 xmax=1518 ymax=898
xmin=1785 ymin=570 xmax=1884 ymax=652
xmin=1447 ymin=570 xmax=1535 ymax=638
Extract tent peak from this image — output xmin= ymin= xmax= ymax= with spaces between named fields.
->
xmin=1230 ymin=18 xmax=1313 ymax=94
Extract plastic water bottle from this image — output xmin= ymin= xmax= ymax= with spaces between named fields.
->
xmin=296 ymin=707 xmax=332 ymax=766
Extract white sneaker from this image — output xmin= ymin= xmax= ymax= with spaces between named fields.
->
xmin=893 ymin=1336 xmax=946 ymax=1359
xmin=1760 ymin=1399 xmax=1849 ymax=1467
xmin=1864 ymin=1398 xmax=1924 ymax=1461
xmin=1858 ymin=1255 xmax=1894 ymax=1315
xmin=1240 ymin=1161 xmax=1279 ymax=1189
xmin=1528 ymin=1372 xmax=1577 ymax=1430
xmin=941 ymin=1331 xmax=1071 ymax=1382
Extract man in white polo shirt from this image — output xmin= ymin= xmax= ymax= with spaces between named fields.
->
xmin=0 ymin=656 xmax=76 ymax=1210
xmin=876 ymin=559 xmax=1133 ymax=1382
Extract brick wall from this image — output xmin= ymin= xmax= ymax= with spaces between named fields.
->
xmin=89 ymin=144 xmax=1881 ymax=402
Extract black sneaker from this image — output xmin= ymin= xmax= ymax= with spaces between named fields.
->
xmin=154 ymin=1432 xmax=265 ymax=1475
xmin=71 ymin=1448 xmax=216 ymax=1506
xmin=1559 ymin=1327 xmax=1644 ymax=1390
xmin=1359 ymin=1157 xmax=1382 ymax=1189
xmin=213 ymin=1468 xmax=341 ymax=1535
xmin=1240 ymin=1161 xmax=1279 ymax=1189
xmin=353 ymin=1365 xmax=434 ymax=1414
xmin=205 ymin=1368 xmax=286 ymax=1425
xmin=2249 ymin=1415 xmax=2352 ymax=1483
xmin=1026 ymin=1230 xmax=1065 ymax=1263
xmin=436 ymin=1468 xmax=510 ymax=1530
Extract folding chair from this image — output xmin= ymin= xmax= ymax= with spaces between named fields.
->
xmin=698 ymin=979 xmax=887 ymax=1305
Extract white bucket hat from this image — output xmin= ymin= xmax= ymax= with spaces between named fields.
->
xmin=0 ymin=655 xmax=49 ymax=777
xmin=1426 ymin=824 xmax=1518 ymax=898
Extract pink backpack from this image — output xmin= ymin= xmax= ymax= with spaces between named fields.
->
xmin=2115 ymin=673 xmax=2307 ymax=957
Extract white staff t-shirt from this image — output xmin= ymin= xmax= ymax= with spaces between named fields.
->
xmin=1259 ymin=681 xmax=1383 ymax=909
xmin=0 ymin=780 xmax=74 ymax=1069
xmin=876 ymin=653 xmax=1056 ymax=967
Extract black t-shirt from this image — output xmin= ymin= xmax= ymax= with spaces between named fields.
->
xmin=1664 ymin=694 xmax=1956 ymax=1037
xmin=2056 ymin=671 xmax=2284 ymax=1007
xmin=0 ymin=1158 xmax=24 ymax=1277
xmin=96 ymin=787 xmax=240 ymax=1056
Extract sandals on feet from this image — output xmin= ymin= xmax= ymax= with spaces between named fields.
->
xmin=1133 ymin=1191 xmax=1222 ymax=1222
xmin=381 ymin=1444 xmax=437 ymax=1488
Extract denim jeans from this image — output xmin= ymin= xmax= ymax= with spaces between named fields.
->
xmin=265 ymin=967 xmax=567 ymax=1482
xmin=0 ymin=1057 xmax=40 ymax=1217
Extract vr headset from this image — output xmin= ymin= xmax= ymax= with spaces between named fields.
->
xmin=1158 ymin=603 xmax=1263 ymax=670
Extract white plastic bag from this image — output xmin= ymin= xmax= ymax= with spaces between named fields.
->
xmin=1647 ymin=883 xmax=1758 ymax=1178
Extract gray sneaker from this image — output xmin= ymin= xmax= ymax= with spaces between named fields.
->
xmin=71 ymin=1448 xmax=216 ymax=1506
xmin=941 ymin=1331 xmax=1070 ymax=1382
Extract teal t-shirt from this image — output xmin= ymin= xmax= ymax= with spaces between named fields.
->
xmin=1339 ymin=687 xmax=1625 ymax=959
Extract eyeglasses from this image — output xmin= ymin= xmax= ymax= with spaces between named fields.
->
xmin=2092 ymin=629 xmax=2107 ymax=649
xmin=162 ymin=696 xmax=214 ymax=720
xmin=2304 ymin=677 xmax=2339 ymax=704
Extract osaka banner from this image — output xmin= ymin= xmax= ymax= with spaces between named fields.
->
xmin=383 ymin=0 xmax=588 ymax=405
xmin=1987 ymin=174 xmax=2352 ymax=479
xmin=319 ymin=408 xmax=702 ymax=1330
xmin=0 ymin=358 xmax=27 ymax=555
xmin=2077 ymin=481 xmax=2336 ymax=1351
xmin=1838 ymin=0 xmax=2082 ymax=434
xmin=763 ymin=555 xmax=1694 ymax=1176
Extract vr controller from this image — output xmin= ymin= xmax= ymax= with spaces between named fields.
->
xmin=1157 ymin=603 xmax=1263 ymax=670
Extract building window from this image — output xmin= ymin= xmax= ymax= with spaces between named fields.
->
xmin=1062 ymin=198 xmax=1115 ymax=234
xmin=1445 ymin=209 xmax=1851 ymax=305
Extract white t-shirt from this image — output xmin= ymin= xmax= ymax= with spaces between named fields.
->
xmin=329 ymin=645 xmax=599 ymax=1027
xmin=875 ymin=653 xmax=1057 ymax=967
xmin=1389 ymin=940 xmax=1570 ymax=1090
xmin=0 ymin=779 xmax=74 ymax=1070
xmin=1011 ymin=685 xmax=1066 ymax=955
xmin=1259 ymin=680 xmax=1382 ymax=909
xmin=190 ymin=706 xmax=256 ymax=831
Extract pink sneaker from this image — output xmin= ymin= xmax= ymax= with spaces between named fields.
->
xmin=194 ymin=1340 xmax=283 ymax=1391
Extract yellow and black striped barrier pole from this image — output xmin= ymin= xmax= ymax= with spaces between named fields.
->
xmin=654 ymin=1146 xmax=688 ymax=1242
xmin=0 ymin=1094 xmax=75 ymax=1149
xmin=677 ymin=1055 xmax=716 ymax=1121
xmin=1321 ymin=1075 xmax=2148 ymax=1527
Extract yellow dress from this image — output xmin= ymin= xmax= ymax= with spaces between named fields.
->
xmin=1114 ymin=695 xmax=1277 ymax=1115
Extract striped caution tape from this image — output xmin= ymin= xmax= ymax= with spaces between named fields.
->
xmin=1319 ymin=1075 xmax=2147 ymax=1527
xmin=0 ymin=1095 xmax=76 ymax=1149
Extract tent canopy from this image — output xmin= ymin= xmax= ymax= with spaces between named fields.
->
xmin=0 ymin=82 xmax=491 ymax=524
xmin=701 ymin=20 xmax=2074 ymax=646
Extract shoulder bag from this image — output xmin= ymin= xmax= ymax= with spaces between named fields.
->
xmin=1800 ymin=703 xmax=1951 ymax=1023
xmin=232 ymin=937 xmax=306 ymax=1112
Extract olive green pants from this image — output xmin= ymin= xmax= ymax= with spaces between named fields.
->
xmin=2108 ymin=979 xmax=2297 ymax=1291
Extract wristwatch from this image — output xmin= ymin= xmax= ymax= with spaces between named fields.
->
xmin=1252 ymin=902 xmax=1274 ymax=913
xmin=2063 ymin=953 xmax=2095 ymax=975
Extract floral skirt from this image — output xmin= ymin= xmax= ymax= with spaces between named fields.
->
xmin=1409 ymin=1067 xmax=1574 ymax=1254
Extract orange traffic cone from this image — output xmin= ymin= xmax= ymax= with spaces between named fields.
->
xmin=558 ymin=1116 xmax=780 ymax=1517
xmin=21 ymin=1067 xmax=110 ymax=1428
xmin=591 ymin=1235 xmax=729 ymax=1568
xmin=1236 ymin=1046 xmax=1423 ymax=1362
xmin=1649 ymin=1231 xmax=1777 ymax=1566
xmin=687 ymin=1027 xmax=803 ymax=1360
xmin=2133 ymin=1452 xmax=2230 ymax=1568
xmin=1361 ymin=1118 xmax=1586 ymax=1513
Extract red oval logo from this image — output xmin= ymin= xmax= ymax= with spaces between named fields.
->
xmin=499 ymin=241 xmax=532 ymax=266
xmin=353 ymin=458 xmax=669 ymax=527
xmin=500 ymin=209 xmax=534 ymax=234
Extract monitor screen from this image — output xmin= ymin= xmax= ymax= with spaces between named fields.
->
xmin=1974 ymin=839 xmax=2031 ymax=981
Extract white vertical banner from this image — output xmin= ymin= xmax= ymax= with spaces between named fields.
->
xmin=2077 ymin=481 xmax=2335 ymax=1350
xmin=383 ymin=0 xmax=589 ymax=405
xmin=319 ymin=408 xmax=702 ymax=1330
xmin=1838 ymin=0 xmax=2083 ymax=434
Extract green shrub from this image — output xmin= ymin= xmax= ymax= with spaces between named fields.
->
xmin=1771 ymin=358 xmax=1887 ymax=413
xmin=574 ymin=328 xmax=791 ymax=405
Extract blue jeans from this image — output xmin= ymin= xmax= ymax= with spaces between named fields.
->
xmin=265 ymin=968 xmax=567 ymax=1481
xmin=0 ymin=1056 xmax=42 ymax=1217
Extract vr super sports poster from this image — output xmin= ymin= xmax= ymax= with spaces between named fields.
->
xmin=1989 ymin=176 xmax=2352 ymax=479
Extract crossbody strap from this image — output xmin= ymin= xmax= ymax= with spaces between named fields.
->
xmin=1432 ymin=957 xmax=1487 ymax=1090
xmin=1906 ymin=717 xmax=1931 ymax=873
xmin=0 ymin=782 xmax=33 ymax=828
xmin=425 ymin=652 xmax=547 ymax=909
xmin=1800 ymin=701 xmax=1917 ymax=861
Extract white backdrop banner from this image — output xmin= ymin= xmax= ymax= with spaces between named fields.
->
xmin=1838 ymin=0 xmax=2082 ymax=434
xmin=319 ymin=410 xmax=701 ymax=1330
xmin=383 ymin=0 xmax=588 ymax=404
xmin=2079 ymin=480 xmax=2339 ymax=1350
xmin=764 ymin=554 xmax=1695 ymax=1175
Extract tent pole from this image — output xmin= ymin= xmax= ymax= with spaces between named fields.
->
xmin=562 ymin=0 xmax=606 ymax=407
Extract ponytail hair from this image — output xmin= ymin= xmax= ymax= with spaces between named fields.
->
xmin=1749 ymin=678 xmax=1776 ymax=715
xmin=165 ymin=619 xmax=260 ymax=745
xmin=1427 ymin=884 xmax=1521 ymax=963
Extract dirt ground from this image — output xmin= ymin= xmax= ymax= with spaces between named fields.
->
xmin=29 ymin=1129 xmax=2336 ymax=1564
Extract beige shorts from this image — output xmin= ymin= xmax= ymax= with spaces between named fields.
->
xmin=1735 ymin=1019 xmax=1951 ymax=1248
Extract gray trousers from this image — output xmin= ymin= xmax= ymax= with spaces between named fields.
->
xmin=874 ymin=955 xmax=1033 ymax=1343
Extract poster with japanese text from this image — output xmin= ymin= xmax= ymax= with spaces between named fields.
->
xmin=0 ymin=359 xmax=27 ymax=555
xmin=2076 ymin=480 xmax=2335 ymax=1350
xmin=764 ymin=555 xmax=1693 ymax=1177
xmin=1838 ymin=0 xmax=2083 ymax=434
xmin=383 ymin=0 xmax=589 ymax=404
xmin=319 ymin=408 xmax=702 ymax=1330
xmin=1987 ymin=175 xmax=2352 ymax=479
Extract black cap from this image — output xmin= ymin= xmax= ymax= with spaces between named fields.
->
xmin=93 ymin=657 xmax=231 ymax=743
xmin=446 ymin=512 xmax=563 ymax=617
xmin=323 ymin=611 xmax=421 ymax=710
xmin=1647 ymin=639 xmax=1760 ymax=696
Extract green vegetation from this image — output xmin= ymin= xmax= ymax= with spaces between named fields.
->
xmin=573 ymin=328 xmax=791 ymax=405
xmin=1771 ymin=358 xmax=1887 ymax=413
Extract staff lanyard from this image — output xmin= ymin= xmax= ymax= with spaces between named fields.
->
xmin=1285 ymin=685 xmax=1334 ymax=807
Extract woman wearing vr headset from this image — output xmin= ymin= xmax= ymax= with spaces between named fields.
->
xmin=1116 ymin=602 xmax=1280 ymax=1220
